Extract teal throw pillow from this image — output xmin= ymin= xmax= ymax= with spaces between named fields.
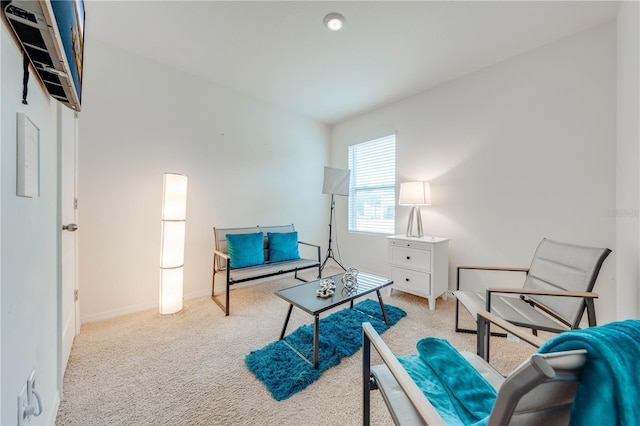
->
xmin=226 ymin=232 xmax=265 ymax=269
xmin=268 ymin=232 xmax=300 ymax=263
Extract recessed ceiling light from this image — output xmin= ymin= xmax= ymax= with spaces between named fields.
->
xmin=323 ymin=13 xmax=345 ymax=31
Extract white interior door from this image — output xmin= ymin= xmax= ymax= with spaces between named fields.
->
xmin=59 ymin=105 xmax=79 ymax=388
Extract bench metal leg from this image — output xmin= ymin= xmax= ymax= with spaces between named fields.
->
xmin=211 ymin=272 xmax=231 ymax=316
xmin=294 ymin=268 xmax=307 ymax=282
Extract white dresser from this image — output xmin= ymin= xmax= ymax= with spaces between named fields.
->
xmin=387 ymin=235 xmax=449 ymax=310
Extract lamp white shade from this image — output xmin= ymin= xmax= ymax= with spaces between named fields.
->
xmin=160 ymin=221 xmax=186 ymax=268
xmin=162 ymin=173 xmax=188 ymax=220
xmin=159 ymin=267 xmax=183 ymax=315
xmin=399 ymin=181 xmax=431 ymax=206
xmin=159 ymin=172 xmax=188 ymax=315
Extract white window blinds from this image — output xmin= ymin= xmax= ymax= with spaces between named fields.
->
xmin=348 ymin=134 xmax=396 ymax=234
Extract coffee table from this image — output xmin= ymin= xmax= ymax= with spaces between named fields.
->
xmin=275 ymin=271 xmax=393 ymax=368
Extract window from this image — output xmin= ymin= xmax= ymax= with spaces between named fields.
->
xmin=348 ymin=134 xmax=396 ymax=234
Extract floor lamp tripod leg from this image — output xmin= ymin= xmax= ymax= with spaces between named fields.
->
xmin=320 ymin=193 xmax=347 ymax=275
xmin=320 ymin=250 xmax=346 ymax=275
xmin=331 ymin=254 xmax=346 ymax=271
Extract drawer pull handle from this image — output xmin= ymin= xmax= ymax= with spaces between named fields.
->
xmin=406 ymin=256 xmax=411 ymax=260
xmin=405 ymin=278 xmax=410 ymax=282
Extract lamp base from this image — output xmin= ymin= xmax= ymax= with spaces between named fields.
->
xmin=405 ymin=206 xmax=424 ymax=238
xmin=159 ymin=307 xmax=185 ymax=317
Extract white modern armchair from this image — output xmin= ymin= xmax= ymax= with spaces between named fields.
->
xmin=454 ymin=238 xmax=611 ymax=360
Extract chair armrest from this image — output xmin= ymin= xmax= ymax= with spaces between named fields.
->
xmin=487 ymin=287 xmax=599 ymax=299
xmin=213 ymin=249 xmax=230 ymax=273
xmin=213 ymin=249 xmax=229 ymax=260
xmin=298 ymin=241 xmax=320 ymax=249
xmin=457 ymin=265 xmax=529 ymax=273
xmin=477 ymin=310 xmax=546 ymax=348
xmin=363 ymin=322 xmax=445 ymax=425
xmin=298 ymin=241 xmax=321 ymax=263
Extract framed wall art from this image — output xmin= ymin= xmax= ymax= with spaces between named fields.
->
xmin=17 ymin=112 xmax=40 ymax=198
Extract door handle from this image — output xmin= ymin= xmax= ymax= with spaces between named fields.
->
xmin=62 ymin=223 xmax=78 ymax=232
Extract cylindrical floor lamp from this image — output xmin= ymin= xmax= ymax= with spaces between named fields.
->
xmin=159 ymin=173 xmax=188 ymax=315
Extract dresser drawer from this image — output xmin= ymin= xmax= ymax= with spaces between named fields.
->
xmin=390 ymin=246 xmax=431 ymax=272
xmin=391 ymin=267 xmax=431 ymax=297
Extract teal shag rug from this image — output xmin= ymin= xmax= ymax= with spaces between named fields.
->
xmin=245 ymin=298 xmax=406 ymax=401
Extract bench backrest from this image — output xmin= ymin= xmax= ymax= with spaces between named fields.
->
xmin=213 ymin=224 xmax=296 ymax=269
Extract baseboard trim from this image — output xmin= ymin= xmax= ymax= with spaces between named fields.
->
xmin=80 ymin=289 xmax=211 ymax=324
xmin=47 ymin=390 xmax=61 ymax=425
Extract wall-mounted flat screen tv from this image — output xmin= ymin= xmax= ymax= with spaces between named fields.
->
xmin=3 ymin=0 xmax=85 ymax=111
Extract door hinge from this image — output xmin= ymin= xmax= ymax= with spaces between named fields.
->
xmin=74 ymin=289 xmax=79 ymax=302
xmin=74 ymin=198 xmax=78 ymax=209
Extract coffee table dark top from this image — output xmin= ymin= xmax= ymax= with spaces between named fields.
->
xmin=275 ymin=271 xmax=393 ymax=316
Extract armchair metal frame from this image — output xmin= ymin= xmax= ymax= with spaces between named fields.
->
xmin=363 ymin=321 xmax=588 ymax=425
xmin=454 ymin=238 xmax=611 ymax=354
xmin=455 ymin=265 xmax=529 ymax=336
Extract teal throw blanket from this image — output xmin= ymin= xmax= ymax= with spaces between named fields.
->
xmin=538 ymin=319 xmax=640 ymax=426
xmin=398 ymin=338 xmax=496 ymax=425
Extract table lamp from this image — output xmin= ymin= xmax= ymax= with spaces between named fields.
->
xmin=399 ymin=181 xmax=431 ymax=238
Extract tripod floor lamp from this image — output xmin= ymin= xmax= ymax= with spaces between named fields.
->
xmin=320 ymin=167 xmax=350 ymax=274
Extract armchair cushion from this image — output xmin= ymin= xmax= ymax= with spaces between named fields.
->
xmin=267 ymin=231 xmax=300 ymax=263
xmin=363 ymin=321 xmax=592 ymax=426
xmin=456 ymin=290 xmax=568 ymax=332
xmin=398 ymin=337 xmax=496 ymax=425
xmin=226 ymin=232 xmax=265 ymax=269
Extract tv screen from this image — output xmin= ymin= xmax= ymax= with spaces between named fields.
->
xmin=50 ymin=0 xmax=84 ymax=107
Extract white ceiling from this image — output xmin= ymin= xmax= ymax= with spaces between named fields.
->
xmin=85 ymin=1 xmax=620 ymax=125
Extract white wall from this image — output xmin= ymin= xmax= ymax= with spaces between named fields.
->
xmin=616 ymin=1 xmax=640 ymax=320
xmin=78 ymin=38 xmax=330 ymax=322
xmin=1 ymin=24 xmax=61 ymax=425
xmin=0 ymin=4 xmax=636 ymax=425
xmin=331 ymin=23 xmax=619 ymax=323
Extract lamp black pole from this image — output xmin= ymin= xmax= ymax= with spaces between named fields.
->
xmin=320 ymin=193 xmax=346 ymax=275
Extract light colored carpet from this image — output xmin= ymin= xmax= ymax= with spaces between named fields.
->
xmin=56 ymin=268 xmax=538 ymax=425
